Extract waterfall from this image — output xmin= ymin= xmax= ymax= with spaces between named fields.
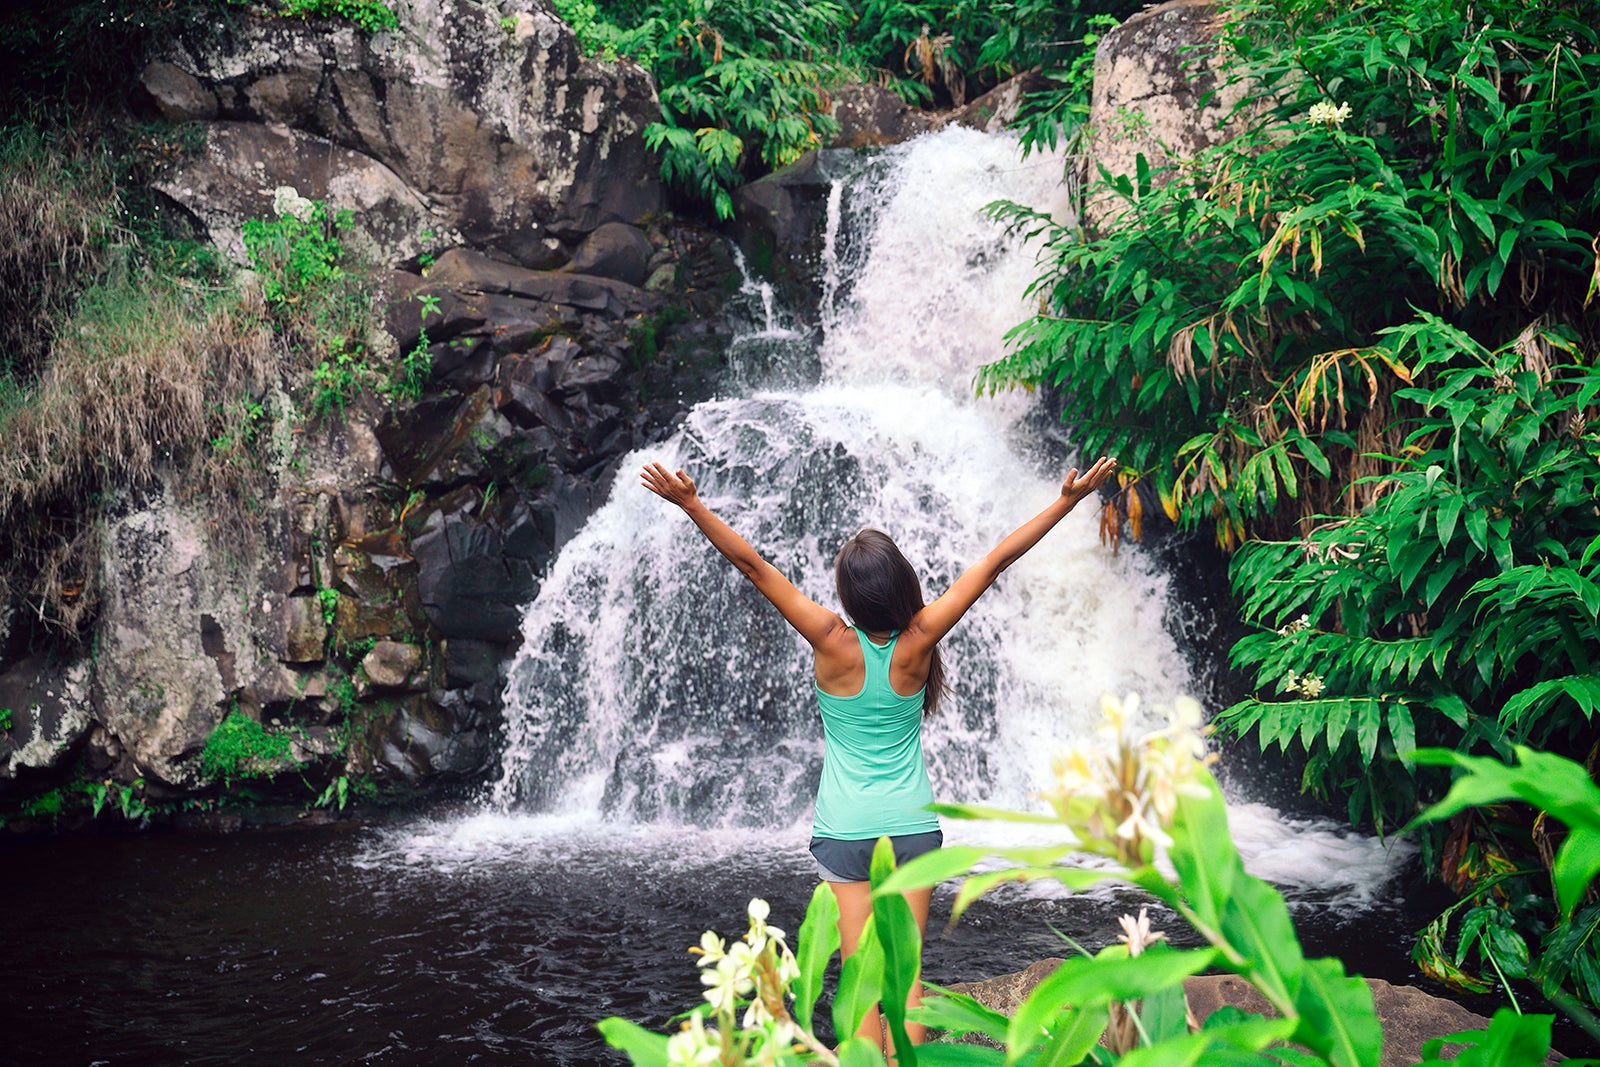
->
xmin=490 ymin=128 xmax=1191 ymax=828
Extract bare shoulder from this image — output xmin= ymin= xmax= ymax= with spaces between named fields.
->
xmin=812 ymin=613 xmax=855 ymax=655
xmin=898 ymin=613 xmax=939 ymax=652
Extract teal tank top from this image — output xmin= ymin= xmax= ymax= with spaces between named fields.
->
xmin=812 ymin=629 xmax=939 ymax=839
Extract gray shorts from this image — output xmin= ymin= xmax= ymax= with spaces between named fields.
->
xmin=809 ymin=830 xmax=943 ymax=883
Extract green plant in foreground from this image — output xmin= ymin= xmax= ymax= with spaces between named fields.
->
xmin=601 ymin=693 xmax=1571 ymax=1066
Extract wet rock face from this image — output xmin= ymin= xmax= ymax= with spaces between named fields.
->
xmin=143 ymin=0 xmax=663 ymax=267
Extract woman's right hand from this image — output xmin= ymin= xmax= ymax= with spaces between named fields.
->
xmin=1061 ymin=455 xmax=1118 ymax=506
xmin=640 ymin=462 xmax=700 ymax=510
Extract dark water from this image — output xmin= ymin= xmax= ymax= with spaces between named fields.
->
xmin=2 ymin=811 xmax=1450 ymax=1067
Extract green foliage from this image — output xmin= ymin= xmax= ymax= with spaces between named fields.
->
xmin=242 ymin=192 xmax=385 ymax=420
xmin=554 ymin=0 xmax=1137 ymax=217
xmin=980 ymin=0 xmax=1600 ymax=1014
xmin=1219 ymin=345 xmax=1600 ymax=832
xmin=20 ymin=787 xmax=65 ymax=819
xmin=317 ymin=586 xmax=340 ymax=626
xmin=1410 ymin=747 xmax=1600 ymax=1035
xmin=242 ymin=198 xmax=353 ymax=309
xmin=644 ymin=5 xmax=845 ymax=219
xmin=276 ymin=0 xmax=397 ymax=33
xmin=198 ymin=709 xmax=296 ymax=785
xmin=86 ymin=777 xmax=151 ymax=821
xmin=0 ymin=707 xmax=11 ymax=731
xmin=979 ymin=0 xmax=1600 ymax=550
xmin=837 ymin=0 xmax=1140 ymax=111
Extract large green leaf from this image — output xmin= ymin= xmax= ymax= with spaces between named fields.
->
xmin=1005 ymin=947 xmax=1217 ymax=1059
xmin=1168 ymin=772 xmax=1239 ymax=931
xmin=834 ymin=914 xmax=885 ymax=1041
xmin=595 ymin=1017 xmax=669 ymax=1066
xmin=1291 ymin=957 xmax=1381 ymax=1067
xmin=1216 ymin=873 xmax=1304 ymax=1012
xmin=871 ymin=837 xmax=923 ymax=1066
xmin=913 ymin=988 xmax=1011 ymax=1042
xmin=794 ymin=881 xmax=840 ymax=1030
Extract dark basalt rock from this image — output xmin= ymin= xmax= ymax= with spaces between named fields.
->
xmin=566 ymin=221 xmax=654 ymax=285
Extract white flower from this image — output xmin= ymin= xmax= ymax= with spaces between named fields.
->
xmin=774 ymin=943 xmax=800 ymax=986
xmin=1298 ymin=673 xmax=1326 ymax=698
xmin=665 ymin=1014 xmax=721 ymax=1066
xmin=1277 ymin=614 xmax=1311 ymax=636
xmin=701 ymin=952 xmax=755 ymax=1014
xmin=1039 ymin=692 xmax=1215 ymax=863
xmin=269 ymin=185 xmax=315 ymax=220
xmin=1306 ymin=100 xmax=1352 ymax=127
xmin=690 ymin=930 xmax=726 ymax=968
xmin=1117 ymin=907 xmax=1168 ymax=957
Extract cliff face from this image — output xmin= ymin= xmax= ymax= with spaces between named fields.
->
xmin=0 ymin=0 xmax=735 ymax=812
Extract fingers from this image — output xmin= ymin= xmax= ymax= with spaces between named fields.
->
xmin=640 ymin=461 xmax=694 ymax=503
xmin=1062 ymin=455 xmax=1118 ymax=498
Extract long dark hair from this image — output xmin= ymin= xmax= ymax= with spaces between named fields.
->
xmin=834 ymin=528 xmax=946 ymax=714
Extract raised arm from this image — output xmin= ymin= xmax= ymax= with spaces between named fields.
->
xmin=905 ymin=456 xmax=1118 ymax=647
xmin=640 ymin=463 xmax=845 ymax=649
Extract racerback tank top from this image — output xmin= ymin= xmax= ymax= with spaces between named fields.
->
xmin=811 ymin=629 xmax=939 ymax=839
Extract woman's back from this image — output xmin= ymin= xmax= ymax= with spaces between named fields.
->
xmin=813 ymin=629 xmax=937 ymax=839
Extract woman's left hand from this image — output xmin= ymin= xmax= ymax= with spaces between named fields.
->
xmin=641 ymin=462 xmax=700 ymax=510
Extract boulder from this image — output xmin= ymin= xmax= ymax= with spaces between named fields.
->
xmin=374 ymin=693 xmax=489 ymax=783
xmin=141 ymin=0 xmax=663 ymax=266
xmin=360 ymin=640 xmax=424 ymax=691
xmin=330 ymin=540 xmax=420 ymax=643
xmin=828 ymin=84 xmax=937 ymax=148
xmin=730 ymin=149 xmax=860 ymax=314
xmin=0 ymin=654 xmax=95 ymax=782
xmin=427 ymin=247 xmax=655 ymax=317
xmin=383 ymin=272 xmax=488 ymax=353
xmin=282 ymin=595 xmax=328 ymax=663
xmin=566 ymin=221 xmax=653 ymax=285
xmin=1085 ymin=0 xmax=1251 ymax=230
xmin=949 ymin=962 xmax=1536 ymax=1067
xmin=153 ymin=120 xmax=457 ymax=268
xmin=410 ymin=502 xmax=539 ymax=642
xmin=90 ymin=485 xmax=279 ymax=788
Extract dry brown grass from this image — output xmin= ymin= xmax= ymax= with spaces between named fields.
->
xmin=0 ymin=264 xmax=279 ymax=631
xmin=0 ymin=125 xmax=119 ymax=379
xmin=0 ymin=274 xmax=275 ymax=516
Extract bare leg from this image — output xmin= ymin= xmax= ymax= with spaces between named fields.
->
xmin=826 ymin=881 xmax=935 ymax=1059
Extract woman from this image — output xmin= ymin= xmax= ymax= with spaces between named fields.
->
xmin=641 ymin=455 xmax=1117 ymax=1052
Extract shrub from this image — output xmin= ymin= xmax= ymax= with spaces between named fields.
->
xmin=198 ymin=710 xmax=296 ymax=785
xmin=978 ymin=0 xmax=1600 ymax=548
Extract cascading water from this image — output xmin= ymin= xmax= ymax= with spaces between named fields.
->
xmin=492 ymin=130 xmax=1193 ymax=830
